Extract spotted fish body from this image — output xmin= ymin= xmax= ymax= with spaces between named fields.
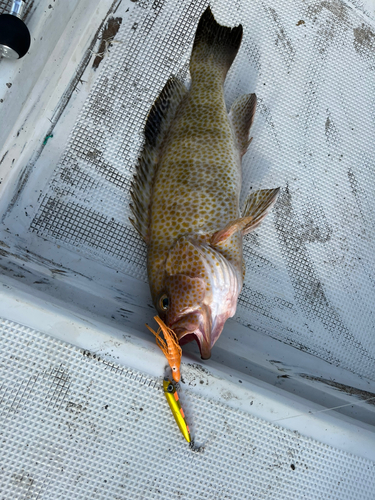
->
xmin=130 ymin=7 xmax=279 ymax=359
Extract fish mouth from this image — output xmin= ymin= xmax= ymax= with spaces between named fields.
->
xmin=171 ymin=307 xmax=212 ymax=360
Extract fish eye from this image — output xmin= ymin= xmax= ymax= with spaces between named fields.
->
xmin=159 ymin=294 xmax=169 ymax=311
xmin=167 ymin=384 xmax=174 ymax=393
xmin=172 ymin=367 xmax=177 ymax=371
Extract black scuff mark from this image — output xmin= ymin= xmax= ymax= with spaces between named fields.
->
xmin=324 ymin=110 xmax=338 ymax=145
xmin=305 ymin=1 xmax=350 ymax=57
xmin=0 ymin=151 xmax=9 ymax=166
xmin=353 ymin=23 xmax=375 ymax=59
xmin=2 ymin=0 xmax=123 ymax=222
xmin=274 ymin=186 xmax=372 ymax=362
xmin=256 ymin=97 xmax=280 ymax=147
xmin=92 ymin=17 xmax=123 ymax=70
xmin=239 ymin=285 xmax=283 ymax=322
xmin=264 ymin=6 xmax=295 ymax=68
xmin=300 ymin=374 xmax=375 ymax=406
xmin=50 ymin=268 xmax=67 ymax=275
xmin=9 ymin=245 xmax=93 ymax=281
xmin=347 ymin=167 xmax=365 ymax=221
xmin=243 ymin=38 xmax=261 ymax=71
xmin=307 ymin=0 xmax=349 ymax=24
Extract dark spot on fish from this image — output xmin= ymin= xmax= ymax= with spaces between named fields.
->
xmin=291 ymin=464 xmax=296 ymax=470
xmin=296 ymin=20 xmax=305 ymax=26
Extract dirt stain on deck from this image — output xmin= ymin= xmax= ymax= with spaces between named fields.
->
xmin=93 ymin=17 xmax=123 ymax=69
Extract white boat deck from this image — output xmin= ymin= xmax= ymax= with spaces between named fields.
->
xmin=1 ymin=0 xmax=375 ymax=498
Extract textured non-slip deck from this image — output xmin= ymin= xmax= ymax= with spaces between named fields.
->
xmin=1 ymin=318 xmax=374 ymax=500
xmin=15 ymin=0 xmax=375 ymax=380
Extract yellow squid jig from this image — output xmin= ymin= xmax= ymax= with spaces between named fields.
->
xmin=163 ymin=378 xmax=191 ymax=443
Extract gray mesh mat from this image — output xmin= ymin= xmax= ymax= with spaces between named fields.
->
xmin=1 ymin=317 xmax=374 ymax=500
xmin=27 ymin=0 xmax=375 ymax=379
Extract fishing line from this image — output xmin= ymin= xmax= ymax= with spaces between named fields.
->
xmin=271 ymin=396 xmax=375 ymax=423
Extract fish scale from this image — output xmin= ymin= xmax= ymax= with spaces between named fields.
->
xmin=130 ymin=6 xmax=279 ymax=363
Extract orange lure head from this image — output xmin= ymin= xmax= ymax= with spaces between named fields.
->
xmin=146 ymin=316 xmax=182 ymax=382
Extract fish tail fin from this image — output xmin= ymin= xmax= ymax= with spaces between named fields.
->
xmin=190 ymin=6 xmax=243 ymax=81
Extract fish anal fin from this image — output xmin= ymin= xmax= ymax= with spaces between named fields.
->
xmin=129 ymin=77 xmax=187 ymax=242
xmin=229 ymin=93 xmax=257 ymax=156
xmin=242 ymin=188 xmax=280 ymax=235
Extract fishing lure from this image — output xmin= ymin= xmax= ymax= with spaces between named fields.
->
xmin=163 ymin=378 xmax=191 ymax=443
xmin=146 ymin=316 xmax=182 ymax=382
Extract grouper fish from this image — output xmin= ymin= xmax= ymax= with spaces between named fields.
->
xmin=130 ymin=6 xmax=279 ymax=360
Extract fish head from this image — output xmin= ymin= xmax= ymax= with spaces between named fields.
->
xmin=154 ymin=238 xmax=241 ymax=359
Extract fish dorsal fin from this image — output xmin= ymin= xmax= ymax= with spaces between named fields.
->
xmin=129 ymin=77 xmax=187 ymax=242
xmin=210 ymin=188 xmax=280 ymax=244
xmin=229 ymin=93 xmax=257 ymax=156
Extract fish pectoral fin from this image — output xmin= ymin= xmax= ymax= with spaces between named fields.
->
xmin=211 ymin=188 xmax=280 ymax=244
xmin=210 ymin=215 xmax=254 ymax=245
xmin=241 ymin=188 xmax=280 ymax=235
xmin=229 ymin=93 xmax=257 ymax=156
xmin=129 ymin=77 xmax=187 ymax=242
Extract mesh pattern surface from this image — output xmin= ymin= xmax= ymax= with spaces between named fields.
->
xmin=29 ymin=0 xmax=375 ymax=379
xmin=0 ymin=0 xmax=30 ymax=18
xmin=0 ymin=317 xmax=374 ymax=500
xmin=0 ymin=0 xmax=9 ymax=15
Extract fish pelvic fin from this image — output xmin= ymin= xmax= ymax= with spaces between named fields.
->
xmin=190 ymin=6 xmax=243 ymax=81
xmin=129 ymin=77 xmax=187 ymax=242
xmin=229 ymin=94 xmax=257 ymax=156
xmin=241 ymin=188 xmax=280 ymax=234
xmin=210 ymin=188 xmax=280 ymax=244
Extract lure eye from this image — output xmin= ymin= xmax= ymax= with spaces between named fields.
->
xmin=159 ymin=294 xmax=169 ymax=311
xmin=167 ymin=384 xmax=174 ymax=393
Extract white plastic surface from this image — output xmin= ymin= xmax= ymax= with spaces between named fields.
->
xmin=0 ymin=316 xmax=374 ymax=500
xmin=2 ymin=0 xmax=374 ymax=379
xmin=1 ymin=0 xmax=375 ymax=496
